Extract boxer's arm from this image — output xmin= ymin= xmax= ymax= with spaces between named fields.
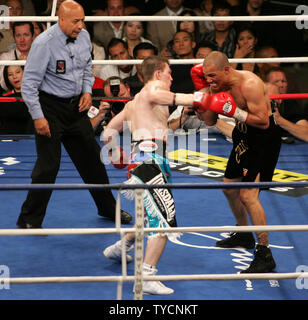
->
xmin=103 ymin=104 xmax=128 ymax=144
xmin=147 ymin=80 xmax=194 ymax=106
xmin=243 ymin=79 xmax=270 ymax=129
xmin=103 ymin=105 xmax=129 ymax=169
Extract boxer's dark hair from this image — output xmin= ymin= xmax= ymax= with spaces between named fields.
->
xmin=141 ymin=55 xmax=169 ymax=83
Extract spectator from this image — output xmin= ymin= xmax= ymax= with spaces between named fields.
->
xmin=257 ymin=45 xmax=302 ymax=100
xmin=31 ymin=0 xmax=65 ymax=15
xmin=0 ymin=65 xmax=33 ymax=133
xmin=159 ymin=39 xmax=176 ymax=59
xmin=84 ymin=23 xmax=106 ymax=78
xmin=93 ymin=0 xmax=125 ymax=49
xmin=124 ymin=42 xmax=158 ymax=96
xmin=231 ymin=26 xmax=258 ymax=73
xmin=147 ymin=0 xmax=186 ymax=51
xmin=231 ymin=0 xmax=305 ymax=57
xmin=123 ymin=5 xmax=140 ymax=16
xmin=2 ymin=64 xmax=22 ymax=94
xmin=172 ymin=30 xmax=196 ymax=59
xmin=194 ymin=40 xmax=216 ymax=60
xmin=201 ymin=0 xmax=236 ymax=58
xmin=32 ymin=22 xmax=46 ymax=40
xmin=170 ymin=30 xmax=196 ymax=93
xmin=20 ymin=0 xmax=36 ymax=15
xmin=122 ymin=15 xmax=153 ymax=57
xmin=176 ymin=9 xmax=201 ymax=44
xmin=255 ymin=45 xmax=280 ymax=81
xmin=193 ymin=0 xmax=215 ymax=34
xmin=266 ymin=67 xmax=308 ymax=142
xmin=231 ymin=0 xmax=275 ymax=48
xmin=0 ymin=0 xmax=24 ymax=54
xmin=99 ymin=38 xmax=136 ymax=80
xmin=90 ymin=76 xmax=131 ymax=134
xmin=0 ymin=21 xmax=34 ymax=91
xmin=0 ymin=0 xmax=36 ymax=16
xmin=133 ymin=0 xmax=165 ymax=15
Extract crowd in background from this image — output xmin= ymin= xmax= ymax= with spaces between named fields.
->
xmin=0 ymin=0 xmax=307 ymax=141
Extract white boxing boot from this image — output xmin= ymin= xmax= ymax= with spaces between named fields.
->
xmin=135 ymin=263 xmax=174 ymax=295
xmin=103 ymin=240 xmax=133 ymax=263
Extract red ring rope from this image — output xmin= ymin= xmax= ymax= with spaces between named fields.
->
xmin=269 ymin=93 xmax=308 ymax=100
xmin=0 ymin=93 xmax=307 ymax=103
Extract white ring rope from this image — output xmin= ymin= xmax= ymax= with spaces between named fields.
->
xmin=1 ymin=272 xmax=308 ymax=286
xmin=1 ymin=57 xmax=308 ymax=67
xmin=0 ymin=15 xmax=307 ymax=22
xmin=1 ymin=224 xmax=308 ymax=236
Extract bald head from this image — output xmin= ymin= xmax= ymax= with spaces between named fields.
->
xmin=58 ymin=0 xmax=85 ymax=38
xmin=203 ymin=51 xmax=230 ymax=71
xmin=58 ymin=0 xmax=83 ymax=17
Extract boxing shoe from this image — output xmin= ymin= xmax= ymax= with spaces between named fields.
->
xmin=241 ymin=244 xmax=276 ymax=273
xmin=216 ymin=231 xmax=255 ymax=249
xmin=98 ymin=209 xmax=132 ymax=224
xmin=142 ymin=280 xmax=174 ymax=295
xmin=133 ymin=263 xmax=174 ymax=295
xmin=103 ymin=240 xmax=133 ymax=263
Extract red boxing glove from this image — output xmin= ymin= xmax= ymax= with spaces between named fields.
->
xmin=192 ymin=91 xmax=211 ymax=113
xmin=190 ymin=64 xmax=208 ymax=90
xmin=108 ymin=146 xmax=129 ymax=169
xmin=209 ymin=92 xmax=248 ymax=122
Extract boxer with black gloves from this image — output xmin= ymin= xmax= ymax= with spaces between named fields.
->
xmin=190 ymin=51 xmax=282 ymax=274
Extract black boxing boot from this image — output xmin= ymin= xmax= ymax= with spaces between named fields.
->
xmin=241 ymin=244 xmax=276 ymax=273
xmin=216 ymin=231 xmax=255 ymax=249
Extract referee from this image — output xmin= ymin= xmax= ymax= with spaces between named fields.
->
xmin=16 ymin=0 xmax=132 ymax=228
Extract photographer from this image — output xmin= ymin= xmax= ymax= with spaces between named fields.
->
xmin=89 ymin=76 xmax=131 ymax=134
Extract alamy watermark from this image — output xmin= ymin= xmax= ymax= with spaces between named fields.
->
xmin=0 ymin=265 xmax=10 ymax=290
xmin=0 ymin=5 xmax=9 ymax=30
xmin=99 ymin=122 xmax=209 ymax=175
xmin=296 ymin=5 xmax=308 ymax=30
xmin=295 ymin=265 xmax=308 ymax=289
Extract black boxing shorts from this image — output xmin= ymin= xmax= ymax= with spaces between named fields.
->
xmin=224 ymin=115 xmax=281 ymax=183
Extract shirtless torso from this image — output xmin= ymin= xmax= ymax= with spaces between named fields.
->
xmin=125 ymin=80 xmax=171 ymax=141
xmin=201 ymin=67 xmax=272 ymax=129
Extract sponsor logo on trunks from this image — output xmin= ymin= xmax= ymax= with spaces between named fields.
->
xmin=148 ymin=173 xmax=176 ymax=221
xmin=168 ymin=149 xmax=308 ymax=197
xmin=138 ymin=141 xmax=158 ymax=153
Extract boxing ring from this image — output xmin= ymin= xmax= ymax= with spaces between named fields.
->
xmin=0 ymin=5 xmax=308 ymax=303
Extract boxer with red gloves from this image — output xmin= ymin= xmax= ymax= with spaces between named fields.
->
xmin=194 ymin=51 xmax=282 ymax=275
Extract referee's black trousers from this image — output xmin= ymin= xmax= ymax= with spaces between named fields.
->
xmin=17 ymin=92 xmax=116 ymax=227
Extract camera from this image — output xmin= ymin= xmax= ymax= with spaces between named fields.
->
xmin=110 ymin=78 xmax=120 ymax=96
xmin=108 ymin=78 xmax=125 ymax=115
xmin=100 ymin=78 xmax=125 ymax=128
